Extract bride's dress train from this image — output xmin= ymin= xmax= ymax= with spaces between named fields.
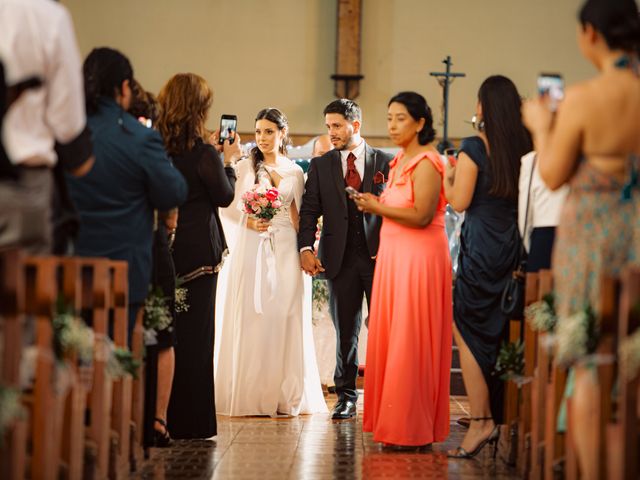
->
xmin=215 ymin=157 xmax=327 ymax=416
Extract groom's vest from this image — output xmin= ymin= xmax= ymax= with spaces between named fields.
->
xmin=345 ymin=182 xmax=367 ymax=251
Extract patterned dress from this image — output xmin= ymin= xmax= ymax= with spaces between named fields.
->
xmin=552 ymin=158 xmax=640 ymax=319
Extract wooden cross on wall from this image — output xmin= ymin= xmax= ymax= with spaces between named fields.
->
xmin=332 ymin=0 xmax=363 ymax=99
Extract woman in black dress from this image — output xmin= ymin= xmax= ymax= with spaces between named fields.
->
xmin=156 ymin=73 xmax=241 ymax=439
xmin=444 ymin=75 xmax=532 ymax=458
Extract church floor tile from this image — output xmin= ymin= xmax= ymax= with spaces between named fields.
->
xmin=130 ymin=395 xmax=519 ymax=479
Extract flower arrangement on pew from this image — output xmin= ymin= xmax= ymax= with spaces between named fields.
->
xmin=174 ymin=282 xmax=189 ymax=314
xmin=52 ymin=298 xmax=94 ymax=364
xmin=143 ymin=287 xmax=174 ymax=345
xmin=555 ymin=305 xmax=599 ymax=366
xmin=0 ymin=383 xmax=24 ymax=445
xmin=107 ymin=345 xmax=140 ymax=379
xmin=525 ymin=293 xmax=557 ymax=333
xmin=493 ymin=340 xmax=525 ymax=384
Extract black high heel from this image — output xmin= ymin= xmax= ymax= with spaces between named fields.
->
xmin=153 ymin=417 xmax=172 ymax=448
xmin=447 ymin=417 xmax=499 ymax=459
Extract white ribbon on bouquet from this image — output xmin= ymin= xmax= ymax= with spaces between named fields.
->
xmin=254 ymin=226 xmax=278 ymax=314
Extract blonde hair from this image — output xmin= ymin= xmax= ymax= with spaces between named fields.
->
xmin=156 ymin=73 xmax=213 ymax=156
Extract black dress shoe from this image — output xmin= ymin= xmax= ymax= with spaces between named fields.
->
xmin=332 ymin=400 xmax=356 ymax=419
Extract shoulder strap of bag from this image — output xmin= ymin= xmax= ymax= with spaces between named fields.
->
xmin=523 ymin=154 xmax=536 ymax=235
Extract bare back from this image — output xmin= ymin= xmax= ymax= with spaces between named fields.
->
xmin=574 ymin=69 xmax=640 ymax=175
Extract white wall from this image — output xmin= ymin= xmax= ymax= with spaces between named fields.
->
xmin=63 ymin=0 xmax=595 ymax=139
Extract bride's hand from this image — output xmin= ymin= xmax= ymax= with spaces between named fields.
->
xmin=248 ymin=217 xmax=271 ymax=233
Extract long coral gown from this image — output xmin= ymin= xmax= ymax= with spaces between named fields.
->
xmin=363 ymin=150 xmax=452 ymax=446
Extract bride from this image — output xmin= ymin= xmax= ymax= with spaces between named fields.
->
xmin=215 ymin=107 xmax=327 ymax=417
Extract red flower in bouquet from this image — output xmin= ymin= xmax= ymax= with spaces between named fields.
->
xmin=241 ymin=185 xmax=283 ymax=220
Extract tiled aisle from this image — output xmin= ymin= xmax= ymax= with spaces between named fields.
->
xmin=132 ymin=395 xmax=519 ymax=479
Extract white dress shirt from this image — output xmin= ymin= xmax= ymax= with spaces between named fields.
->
xmin=340 ymin=140 xmax=366 ymax=180
xmin=0 ymin=0 xmax=86 ymax=167
xmin=518 ymin=151 xmax=570 ymax=251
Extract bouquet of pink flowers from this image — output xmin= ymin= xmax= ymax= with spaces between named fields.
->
xmin=241 ymin=185 xmax=283 ymax=220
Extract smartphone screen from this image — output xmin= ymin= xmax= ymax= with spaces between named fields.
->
xmin=537 ymin=73 xmax=564 ymax=111
xmin=219 ymin=115 xmax=237 ymax=144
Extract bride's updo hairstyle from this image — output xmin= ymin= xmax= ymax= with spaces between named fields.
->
xmin=579 ymin=0 xmax=640 ymax=54
xmin=251 ymin=107 xmax=291 ymax=181
xmin=387 ymin=91 xmax=436 ymax=145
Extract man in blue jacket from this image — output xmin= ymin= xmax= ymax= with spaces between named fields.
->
xmin=67 ymin=48 xmax=187 ymax=338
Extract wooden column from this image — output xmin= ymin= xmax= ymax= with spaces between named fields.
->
xmin=332 ymin=0 xmax=363 ymax=99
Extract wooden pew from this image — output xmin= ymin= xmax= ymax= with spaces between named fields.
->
xmin=607 ymin=268 xmax=639 ymax=480
xmin=502 ymin=317 xmax=522 ymax=466
xmin=58 ymin=257 xmax=94 ymax=480
xmin=81 ymin=258 xmax=113 ymax=480
xmin=109 ymin=260 xmax=132 ymax=477
xmin=543 ymin=352 xmax=567 ymax=478
xmin=0 ymin=249 xmax=28 ymax=480
xmin=518 ymin=272 xmax=540 ymax=477
xmin=130 ymin=307 xmax=145 ymax=470
xmin=24 ymin=256 xmax=65 ymax=480
xmin=563 ymin=275 xmax=619 ymax=479
xmin=530 ymin=269 xmax=553 ymax=480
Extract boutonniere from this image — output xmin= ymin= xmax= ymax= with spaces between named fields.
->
xmin=373 ymin=171 xmax=386 ymax=185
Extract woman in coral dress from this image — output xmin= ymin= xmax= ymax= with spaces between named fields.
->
xmin=354 ymin=92 xmax=452 ymax=447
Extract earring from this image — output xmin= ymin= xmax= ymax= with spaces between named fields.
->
xmin=471 ymin=115 xmax=485 ymax=132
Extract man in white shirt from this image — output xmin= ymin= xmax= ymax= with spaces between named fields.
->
xmin=0 ymin=0 xmax=93 ymax=253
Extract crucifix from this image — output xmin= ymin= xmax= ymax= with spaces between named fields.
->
xmin=331 ymin=0 xmax=363 ymax=99
xmin=430 ymin=56 xmax=465 ymax=153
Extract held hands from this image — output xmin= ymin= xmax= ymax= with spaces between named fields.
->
xmin=248 ymin=217 xmax=271 ymax=233
xmin=352 ymin=192 xmax=380 ymax=214
xmin=300 ymin=250 xmax=325 ymax=276
xmin=210 ymin=129 xmax=245 ymax=166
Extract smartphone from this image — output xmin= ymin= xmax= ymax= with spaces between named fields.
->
xmin=218 ymin=114 xmax=237 ymax=145
xmin=345 ymin=186 xmax=360 ymax=198
xmin=537 ymin=73 xmax=564 ymax=111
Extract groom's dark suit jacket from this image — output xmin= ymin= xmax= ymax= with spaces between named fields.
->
xmin=298 ymin=144 xmax=393 ymax=279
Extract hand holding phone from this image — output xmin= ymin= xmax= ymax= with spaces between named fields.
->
xmin=218 ymin=114 xmax=238 ymax=145
xmin=345 ymin=186 xmax=361 ymax=198
xmin=537 ymin=73 xmax=564 ymax=112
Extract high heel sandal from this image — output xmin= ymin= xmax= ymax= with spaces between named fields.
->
xmin=153 ymin=417 xmax=172 ymax=448
xmin=447 ymin=417 xmax=499 ymax=459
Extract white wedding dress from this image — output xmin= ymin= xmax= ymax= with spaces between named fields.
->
xmin=215 ymin=157 xmax=327 ymax=416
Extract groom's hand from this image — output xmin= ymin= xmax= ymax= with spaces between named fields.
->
xmin=300 ymin=250 xmax=324 ymax=276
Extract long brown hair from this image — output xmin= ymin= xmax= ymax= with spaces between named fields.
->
xmin=156 ymin=73 xmax=212 ymax=156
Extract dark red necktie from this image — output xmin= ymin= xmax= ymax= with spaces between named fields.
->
xmin=345 ymin=152 xmax=362 ymax=190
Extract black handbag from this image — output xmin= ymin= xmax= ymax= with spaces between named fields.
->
xmin=500 ymin=155 xmax=536 ymax=319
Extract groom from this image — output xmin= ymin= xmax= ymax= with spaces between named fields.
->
xmin=298 ymin=99 xmax=392 ymax=419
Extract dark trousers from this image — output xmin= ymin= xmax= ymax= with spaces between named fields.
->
xmin=327 ymin=246 xmax=375 ymax=402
